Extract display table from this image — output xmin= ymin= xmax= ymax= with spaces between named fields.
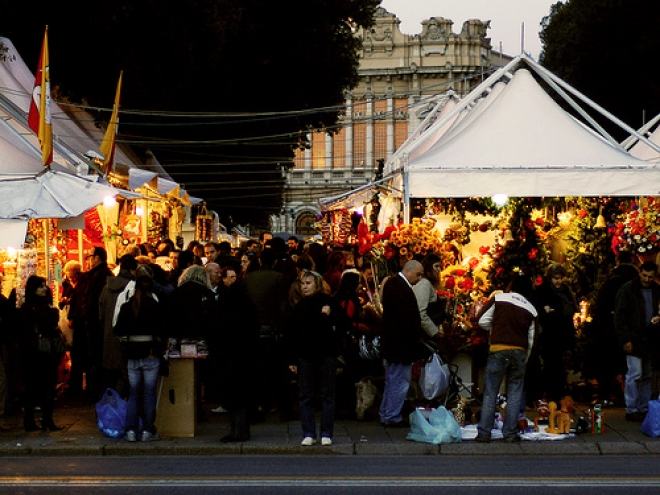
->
xmin=156 ymin=358 xmax=197 ymax=437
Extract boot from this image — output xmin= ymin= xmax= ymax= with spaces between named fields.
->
xmin=24 ymin=416 xmax=40 ymax=432
xmin=234 ymin=408 xmax=251 ymax=441
xmin=220 ymin=408 xmax=250 ymax=442
xmin=41 ymin=417 xmax=64 ymax=432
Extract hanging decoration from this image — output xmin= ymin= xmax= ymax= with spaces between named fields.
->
xmin=564 ymin=197 xmax=617 ymax=302
xmin=611 ymin=197 xmax=660 ymax=255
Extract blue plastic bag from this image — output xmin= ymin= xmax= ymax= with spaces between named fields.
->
xmin=406 ymin=406 xmax=462 ymax=444
xmin=641 ymin=399 xmax=660 ymax=437
xmin=95 ymin=388 xmax=127 ymax=438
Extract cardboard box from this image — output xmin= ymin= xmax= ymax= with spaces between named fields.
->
xmin=156 ymin=359 xmax=196 ymax=437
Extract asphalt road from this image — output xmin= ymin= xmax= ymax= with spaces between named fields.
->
xmin=2 ymin=455 xmax=660 ymax=494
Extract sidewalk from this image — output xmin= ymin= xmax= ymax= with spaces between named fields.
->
xmin=1 ymin=399 xmax=658 ymax=456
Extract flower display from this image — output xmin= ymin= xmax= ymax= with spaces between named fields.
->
xmin=387 ymin=217 xmax=444 ymax=257
xmin=611 ymin=197 xmax=660 ymax=254
xmin=437 ymin=260 xmax=490 ymax=360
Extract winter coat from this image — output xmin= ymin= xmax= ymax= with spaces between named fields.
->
xmin=69 ymin=262 xmax=113 ymax=325
xmin=413 ymin=277 xmax=441 ymax=338
xmin=98 ymin=270 xmax=133 ymax=369
xmin=242 ymin=267 xmax=285 ymax=329
xmin=215 ymin=283 xmax=260 ymax=408
xmin=19 ymin=297 xmax=61 ymax=366
xmin=615 ymin=277 xmax=660 ymax=359
xmin=289 ymin=292 xmax=342 ymax=361
xmin=166 ymin=281 xmax=216 ymax=340
xmin=380 ymin=274 xmax=429 ymax=365
xmin=113 ymin=292 xmax=164 ymax=360
xmin=536 ymin=279 xmax=578 ymax=353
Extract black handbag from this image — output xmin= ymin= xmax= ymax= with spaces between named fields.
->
xmin=37 ymin=334 xmax=66 ymax=356
xmin=426 ymin=298 xmax=447 ymax=325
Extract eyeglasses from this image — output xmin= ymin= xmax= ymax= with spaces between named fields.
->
xmin=86 ymin=254 xmax=96 ymax=260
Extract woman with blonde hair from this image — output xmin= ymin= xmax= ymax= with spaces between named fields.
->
xmin=167 ymin=263 xmax=216 ymax=421
xmin=288 ymin=270 xmax=344 ymax=447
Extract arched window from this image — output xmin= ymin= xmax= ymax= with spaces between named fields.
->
xmin=296 ymin=212 xmax=318 ymax=236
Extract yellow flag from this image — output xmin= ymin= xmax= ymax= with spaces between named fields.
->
xmin=100 ymin=71 xmax=123 ymax=175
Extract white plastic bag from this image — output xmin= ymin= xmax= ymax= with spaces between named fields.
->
xmin=419 ymin=352 xmax=450 ymax=400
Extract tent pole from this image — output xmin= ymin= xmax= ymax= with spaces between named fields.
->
xmin=44 ymin=219 xmax=51 ymax=287
xmin=78 ymin=229 xmax=83 ymax=266
xmin=403 ymin=172 xmax=410 ymax=223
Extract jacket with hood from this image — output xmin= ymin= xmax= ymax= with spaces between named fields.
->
xmin=99 ymin=269 xmax=133 ymax=370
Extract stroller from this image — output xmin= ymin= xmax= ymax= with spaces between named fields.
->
xmin=418 ymin=342 xmax=481 ymax=409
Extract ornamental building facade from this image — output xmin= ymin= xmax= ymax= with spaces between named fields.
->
xmin=273 ymin=7 xmax=508 ymax=235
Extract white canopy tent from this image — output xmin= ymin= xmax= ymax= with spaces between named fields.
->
xmin=324 ymin=54 xmax=660 ymax=219
xmin=627 ymin=112 xmax=660 ymax=162
xmin=400 ymin=55 xmax=660 ymax=203
xmin=0 ymin=169 xmax=141 ymax=219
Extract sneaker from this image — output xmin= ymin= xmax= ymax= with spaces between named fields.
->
xmin=505 ymin=435 xmax=521 ymax=444
xmin=474 ymin=435 xmax=490 ymax=443
xmin=301 ymin=437 xmax=317 ymax=446
xmin=141 ymin=431 xmax=161 ymax=442
xmin=625 ymin=411 xmax=645 ymax=422
xmin=321 ymin=437 xmax=333 ymax=446
xmin=211 ymin=406 xmax=228 ymax=414
xmin=125 ymin=430 xmax=137 ymax=442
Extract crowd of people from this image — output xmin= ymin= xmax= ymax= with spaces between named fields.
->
xmin=1 ymin=232 xmax=660 ymax=445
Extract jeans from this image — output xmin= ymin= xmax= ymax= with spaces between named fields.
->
xmin=127 ymin=357 xmax=160 ymax=433
xmin=625 ymin=355 xmax=652 ymax=413
xmin=298 ymin=356 xmax=337 ymax=439
xmin=379 ymin=361 xmax=412 ymax=424
xmin=477 ymin=350 xmax=526 ymax=440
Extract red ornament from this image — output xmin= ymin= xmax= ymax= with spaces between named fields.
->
xmin=479 ymin=246 xmax=490 ymax=255
xmin=577 ymin=209 xmax=587 ymax=219
xmin=444 ymin=277 xmax=456 ymax=289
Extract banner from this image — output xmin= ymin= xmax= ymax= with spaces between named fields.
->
xmin=27 ymin=27 xmax=53 ymax=166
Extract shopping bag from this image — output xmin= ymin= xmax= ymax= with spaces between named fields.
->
xmin=95 ymin=388 xmax=128 ymax=438
xmin=641 ymin=399 xmax=660 ymax=437
xmin=419 ymin=352 xmax=450 ymax=400
xmin=406 ymin=406 xmax=462 ymax=444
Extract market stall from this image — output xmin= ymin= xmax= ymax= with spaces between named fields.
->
xmin=318 ymin=54 xmax=660 ymax=398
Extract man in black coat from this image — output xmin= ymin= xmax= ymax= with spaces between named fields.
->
xmin=614 ymin=261 xmax=660 ymax=421
xmin=69 ymin=246 xmax=113 ymax=399
xmin=589 ymin=251 xmax=638 ymax=404
xmin=379 ymin=260 xmax=428 ymax=426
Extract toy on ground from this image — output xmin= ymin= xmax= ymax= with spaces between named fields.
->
xmin=451 ymin=397 xmax=471 ymax=426
xmin=544 ymin=401 xmax=560 ymax=434
xmin=557 ymin=396 xmax=574 ymax=434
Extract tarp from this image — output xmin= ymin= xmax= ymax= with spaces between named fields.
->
xmin=0 ymin=218 xmax=28 ymax=247
xmin=0 ymin=169 xmax=141 ymax=219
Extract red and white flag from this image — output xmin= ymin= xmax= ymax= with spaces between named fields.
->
xmin=28 ymin=27 xmax=53 ymax=166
